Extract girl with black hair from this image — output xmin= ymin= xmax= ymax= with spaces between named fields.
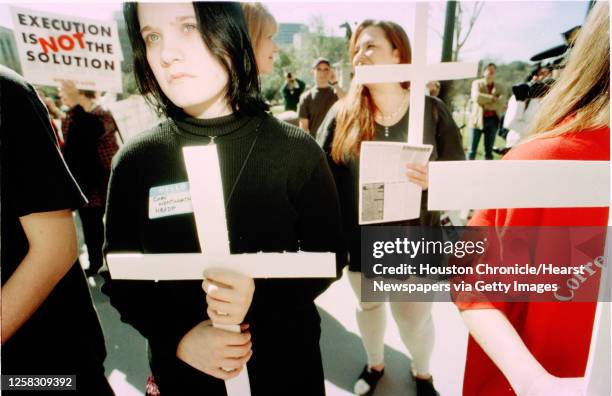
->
xmin=103 ymin=3 xmax=344 ymax=395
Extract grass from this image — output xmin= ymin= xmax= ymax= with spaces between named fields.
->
xmin=455 ymin=112 xmax=506 ymax=160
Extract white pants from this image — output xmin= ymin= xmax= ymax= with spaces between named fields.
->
xmin=347 ymin=270 xmax=435 ymax=374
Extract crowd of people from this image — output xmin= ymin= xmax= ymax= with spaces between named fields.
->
xmin=1 ymin=2 xmax=609 ymax=396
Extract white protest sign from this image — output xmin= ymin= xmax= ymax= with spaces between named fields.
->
xmin=107 ymin=145 xmax=336 ymax=396
xmin=106 ymin=96 xmax=162 ymax=144
xmin=11 ymin=7 xmax=123 ymax=92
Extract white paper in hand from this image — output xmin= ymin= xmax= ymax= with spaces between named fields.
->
xmin=359 ymin=142 xmax=433 ymax=224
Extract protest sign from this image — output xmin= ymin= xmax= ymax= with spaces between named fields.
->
xmin=11 ymin=7 xmax=123 ymax=92
xmin=106 ymin=95 xmax=161 ymax=144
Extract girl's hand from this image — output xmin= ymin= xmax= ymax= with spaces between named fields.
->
xmin=406 ymin=163 xmax=429 ymax=190
xmin=522 ymin=373 xmax=584 ymax=396
xmin=203 ymin=269 xmax=255 ymax=325
xmin=177 ymin=320 xmax=252 ymax=379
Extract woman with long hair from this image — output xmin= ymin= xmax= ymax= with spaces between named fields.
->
xmin=241 ymin=2 xmax=278 ymax=76
xmin=103 ymin=3 xmax=343 ymax=394
xmin=459 ymin=3 xmax=609 ymax=395
xmin=317 ymin=19 xmax=464 ymax=396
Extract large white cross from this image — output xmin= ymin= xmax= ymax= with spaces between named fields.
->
xmin=107 ymin=145 xmax=337 ymax=396
xmin=353 ymin=2 xmax=478 ymax=145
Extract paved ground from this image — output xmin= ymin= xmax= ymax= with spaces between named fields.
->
xmin=87 ymin=267 xmax=468 ymax=396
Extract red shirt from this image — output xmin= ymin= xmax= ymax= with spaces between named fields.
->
xmin=483 ymin=82 xmax=497 ymax=117
xmin=461 ymin=126 xmax=610 ymax=395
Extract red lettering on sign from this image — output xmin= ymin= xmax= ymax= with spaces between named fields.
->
xmin=38 ymin=36 xmax=57 ymax=54
xmin=57 ymin=35 xmax=74 ymax=50
xmin=73 ymin=32 xmax=85 ymax=49
xmin=38 ymin=33 xmax=86 ymax=53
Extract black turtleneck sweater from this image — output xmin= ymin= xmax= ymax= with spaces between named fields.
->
xmin=102 ymin=111 xmax=344 ymax=395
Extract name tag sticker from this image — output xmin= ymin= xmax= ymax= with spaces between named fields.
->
xmin=148 ymin=182 xmax=193 ymax=219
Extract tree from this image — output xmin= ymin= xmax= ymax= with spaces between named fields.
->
xmin=260 ymin=16 xmax=350 ymax=106
xmin=261 ymin=46 xmax=297 ymax=103
xmin=452 ymin=2 xmax=485 ymax=61
xmin=339 ymin=22 xmax=352 ymax=41
xmin=439 ymin=1 xmax=485 ymax=107
xmin=302 ymin=16 xmax=349 ymax=68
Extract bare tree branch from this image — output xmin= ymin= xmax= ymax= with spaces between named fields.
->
xmin=459 ymin=2 xmax=484 ymax=47
xmin=453 ymin=1 xmax=485 ymax=61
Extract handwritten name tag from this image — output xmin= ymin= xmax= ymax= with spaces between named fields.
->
xmin=148 ymin=182 xmax=193 ymax=219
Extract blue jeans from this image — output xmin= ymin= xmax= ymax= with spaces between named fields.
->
xmin=467 ymin=115 xmax=499 ymax=160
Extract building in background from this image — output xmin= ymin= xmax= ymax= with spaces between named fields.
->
xmin=276 ymin=22 xmax=307 ymax=46
xmin=0 ymin=26 xmax=20 ymax=74
xmin=113 ymin=10 xmax=132 ymax=68
xmin=112 ymin=10 xmax=135 ymax=96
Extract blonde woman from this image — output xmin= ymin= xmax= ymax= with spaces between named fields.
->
xmin=241 ymin=2 xmax=278 ymax=75
xmin=459 ymin=3 xmax=609 ymax=396
xmin=317 ymin=20 xmax=464 ymax=396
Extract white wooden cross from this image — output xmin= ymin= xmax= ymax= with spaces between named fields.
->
xmin=107 ymin=145 xmax=337 ymax=396
xmin=353 ymin=2 xmax=478 ymax=146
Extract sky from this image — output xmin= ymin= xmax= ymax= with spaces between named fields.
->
xmin=0 ymin=1 xmax=591 ymax=64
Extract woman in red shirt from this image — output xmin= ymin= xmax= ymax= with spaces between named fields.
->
xmin=458 ymin=3 xmax=609 ymax=395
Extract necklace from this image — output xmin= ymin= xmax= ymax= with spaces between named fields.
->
xmin=375 ymin=90 xmax=409 ymax=138
xmin=209 ymin=120 xmax=263 ymax=210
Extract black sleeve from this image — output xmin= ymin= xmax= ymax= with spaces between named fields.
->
xmin=252 ymin=153 xmax=346 ymax=310
xmin=432 ymin=97 xmax=465 ymax=161
xmin=2 ymin=74 xmax=86 ymax=215
xmin=102 ymin=150 xmax=198 ymax=354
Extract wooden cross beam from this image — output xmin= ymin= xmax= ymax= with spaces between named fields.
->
xmin=428 ymin=160 xmax=610 ymax=210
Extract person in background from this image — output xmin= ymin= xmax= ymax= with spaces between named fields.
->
xmin=241 ymin=2 xmax=278 ymax=76
xmin=495 ymin=66 xmax=553 ymax=154
xmin=426 ymin=80 xmax=441 ymax=97
xmin=317 ymin=19 xmax=464 ymax=396
xmin=459 ymin=4 xmax=609 ymax=395
xmin=281 ymin=71 xmax=306 ymax=111
xmin=467 ymin=62 xmax=506 ymax=160
xmin=59 ymin=81 xmax=120 ymax=277
xmin=1 ymin=65 xmax=113 ymax=395
xmin=298 ymin=57 xmax=346 ymax=137
xmin=36 ymin=88 xmax=65 ymax=146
